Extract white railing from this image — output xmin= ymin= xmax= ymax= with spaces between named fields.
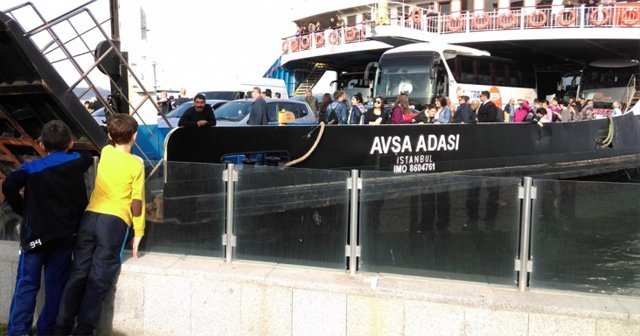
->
xmin=281 ymin=3 xmax=639 ymax=54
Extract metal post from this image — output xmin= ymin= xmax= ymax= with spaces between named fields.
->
xmin=223 ymin=164 xmax=237 ymax=263
xmin=152 ymin=61 xmax=157 ymax=93
xmin=517 ymin=176 xmax=535 ymax=291
xmin=347 ymin=170 xmax=361 ymax=275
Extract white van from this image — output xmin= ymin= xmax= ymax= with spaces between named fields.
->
xmin=198 ymin=78 xmax=289 ymax=100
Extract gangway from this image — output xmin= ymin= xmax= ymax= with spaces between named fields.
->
xmin=0 ymin=1 xmax=168 ymax=178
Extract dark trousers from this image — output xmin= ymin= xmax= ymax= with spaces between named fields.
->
xmin=466 ymin=182 xmax=500 ymax=227
xmin=410 ymin=189 xmax=450 ymax=233
xmin=55 ymin=212 xmax=129 ymax=336
xmin=7 ymin=237 xmax=74 ymax=336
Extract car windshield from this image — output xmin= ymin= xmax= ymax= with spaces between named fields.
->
xmin=166 ymin=102 xmax=193 ymax=118
xmin=91 ymin=107 xmax=105 ymax=116
xmin=200 ymin=91 xmax=242 ymax=100
xmin=214 ymin=101 xmax=251 ymax=121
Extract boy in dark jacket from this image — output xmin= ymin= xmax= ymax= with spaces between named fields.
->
xmin=3 ymin=120 xmax=93 ymax=336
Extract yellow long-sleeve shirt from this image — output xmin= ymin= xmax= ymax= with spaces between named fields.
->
xmin=87 ymin=145 xmax=145 ymax=237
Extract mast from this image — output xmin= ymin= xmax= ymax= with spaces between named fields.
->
xmin=108 ymin=0 xmax=129 ymax=114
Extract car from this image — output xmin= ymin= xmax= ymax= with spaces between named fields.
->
xmin=157 ymin=99 xmax=228 ymax=132
xmin=90 ymin=106 xmax=108 ymax=126
xmin=214 ymin=98 xmax=317 ymax=126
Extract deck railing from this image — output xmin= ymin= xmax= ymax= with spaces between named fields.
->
xmin=282 ymin=3 xmax=640 ymax=54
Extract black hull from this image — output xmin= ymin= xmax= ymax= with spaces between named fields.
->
xmin=166 ymin=113 xmax=640 ymax=179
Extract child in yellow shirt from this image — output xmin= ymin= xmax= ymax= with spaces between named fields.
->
xmin=55 ymin=114 xmax=145 ymax=335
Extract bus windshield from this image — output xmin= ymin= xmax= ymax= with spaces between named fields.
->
xmin=376 ymin=51 xmax=438 ymax=106
xmin=580 ymin=64 xmax=639 ymax=104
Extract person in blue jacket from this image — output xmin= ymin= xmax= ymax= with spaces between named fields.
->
xmin=3 ymin=120 xmax=92 ymax=336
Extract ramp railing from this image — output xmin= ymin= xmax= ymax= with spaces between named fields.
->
xmin=3 ymin=1 xmax=170 ymax=172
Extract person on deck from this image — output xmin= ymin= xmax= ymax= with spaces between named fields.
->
xmin=326 ymin=90 xmax=348 ymax=124
xmin=513 ymin=100 xmax=533 ymax=122
xmin=390 ymin=93 xmax=415 ymax=124
xmin=317 ymin=93 xmax=332 ymax=123
xmin=433 ymin=96 xmax=451 ymax=124
xmin=305 ymin=89 xmax=319 ymax=119
xmin=248 ymin=87 xmax=269 ymax=125
xmin=363 ymin=96 xmax=390 ymax=124
xmin=348 ymin=93 xmax=366 ymax=124
xmin=477 ymin=90 xmax=499 ymax=122
xmin=178 ymin=94 xmax=216 ymax=127
xmin=452 ymin=95 xmax=476 ymax=123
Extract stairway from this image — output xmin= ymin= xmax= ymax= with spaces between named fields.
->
xmin=294 ymin=63 xmax=328 ymax=96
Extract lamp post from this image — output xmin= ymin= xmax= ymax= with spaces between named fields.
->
xmin=152 ymin=61 xmax=158 ymax=93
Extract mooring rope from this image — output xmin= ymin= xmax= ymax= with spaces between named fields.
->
xmin=284 ymin=122 xmax=326 ymax=167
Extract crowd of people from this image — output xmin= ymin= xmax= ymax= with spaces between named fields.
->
xmin=303 ymin=89 xmax=624 ymax=126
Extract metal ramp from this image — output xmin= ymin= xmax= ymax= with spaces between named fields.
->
xmin=294 ymin=62 xmax=327 ymax=96
xmin=0 ymin=1 xmax=167 ymax=178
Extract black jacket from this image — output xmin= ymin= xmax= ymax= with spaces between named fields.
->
xmin=248 ymin=98 xmax=269 ymax=125
xmin=477 ymin=101 xmax=499 ymax=122
xmin=2 ymin=151 xmax=93 ymax=252
xmin=178 ymin=104 xmax=216 ymax=127
xmin=452 ymin=103 xmax=477 ymax=123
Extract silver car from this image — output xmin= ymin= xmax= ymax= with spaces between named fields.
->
xmin=157 ymin=99 xmax=228 ymax=131
xmin=215 ymin=98 xmax=317 ymax=126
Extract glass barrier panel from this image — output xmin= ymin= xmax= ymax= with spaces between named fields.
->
xmin=233 ymin=165 xmax=350 ymax=269
xmin=359 ymin=171 xmax=521 ymax=286
xmin=0 ymin=201 xmax=21 ymax=241
xmin=530 ymin=179 xmax=640 ymax=295
xmin=141 ymin=161 xmax=226 ymax=257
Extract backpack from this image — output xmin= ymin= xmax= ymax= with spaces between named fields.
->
xmin=495 ymin=105 xmax=504 ymax=122
xmin=326 ymin=102 xmax=338 ymax=124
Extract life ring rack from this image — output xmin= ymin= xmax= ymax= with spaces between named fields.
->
xmin=620 ymin=8 xmax=639 ymax=26
xmin=590 ymin=8 xmax=609 ymax=26
xmin=448 ymin=15 xmax=463 ymax=32
xmin=556 ymin=9 xmax=576 ymax=27
xmin=328 ymin=30 xmax=339 ymax=45
xmin=300 ymin=35 xmax=310 ymax=50
xmin=289 ymin=39 xmax=299 ymax=52
xmin=528 ymin=10 xmax=547 ymax=28
xmin=497 ymin=12 xmax=517 ymax=29
xmin=345 ymin=27 xmax=357 ymax=42
xmin=315 ymin=33 xmax=325 ymax=48
xmin=472 ymin=13 xmax=490 ymax=30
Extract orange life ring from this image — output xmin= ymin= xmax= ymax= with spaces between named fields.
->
xmin=328 ymin=31 xmax=339 ymax=45
xmin=290 ymin=39 xmax=299 ymax=52
xmin=281 ymin=40 xmax=289 ymax=53
xmin=448 ymin=16 xmax=463 ymax=32
xmin=620 ymin=8 xmax=639 ymax=26
xmin=472 ymin=13 xmax=490 ymax=30
xmin=590 ymin=8 xmax=609 ymax=26
xmin=411 ymin=9 xmax=422 ymax=24
xmin=556 ymin=9 xmax=576 ymax=27
xmin=315 ymin=33 xmax=325 ymax=48
xmin=528 ymin=10 xmax=547 ymax=28
xmin=497 ymin=12 xmax=516 ymax=29
xmin=300 ymin=35 xmax=310 ymax=50
xmin=345 ymin=27 xmax=357 ymax=42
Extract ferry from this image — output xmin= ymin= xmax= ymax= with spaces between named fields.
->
xmin=168 ymin=0 xmax=640 ymax=179
xmin=0 ymin=0 xmax=639 ymax=180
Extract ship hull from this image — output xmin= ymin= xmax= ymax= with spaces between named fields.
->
xmin=166 ymin=113 xmax=640 ymax=179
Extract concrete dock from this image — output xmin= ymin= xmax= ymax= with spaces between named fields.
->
xmin=1 ymin=241 xmax=638 ymax=335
